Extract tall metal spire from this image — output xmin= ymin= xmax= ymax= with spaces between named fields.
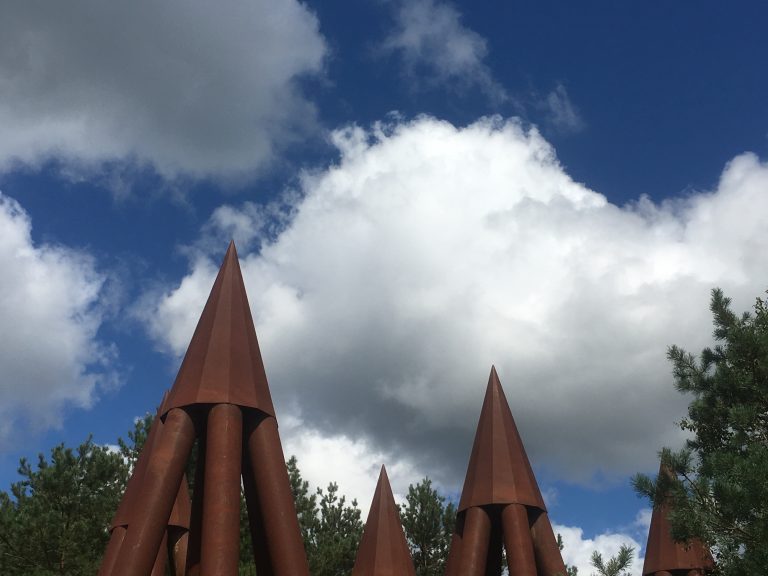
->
xmin=99 ymin=243 xmax=308 ymax=576
xmin=352 ymin=466 xmax=416 ymax=576
xmin=642 ymin=463 xmax=714 ymax=576
xmin=446 ymin=367 xmax=565 ymax=576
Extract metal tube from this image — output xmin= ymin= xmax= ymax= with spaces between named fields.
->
xmin=456 ymin=506 xmax=491 ymax=576
xmin=150 ymin=531 xmax=169 ymax=576
xmin=200 ymin=403 xmax=243 ymax=576
xmin=529 ymin=511 xmax=566 ymax=576
xmin=185 ymin=436 xmax=206 ymax=576
xmin=168 ymin=527 xmax=188 ymax=576
xmin=113 ymin=408 xmax=196 ymax=576
xmin=501 ymin=504 xmax=536 ymax=576
xmin=443 ymin=530 xmax=463 ymax=576
xmin=98 ymin=526 xmax=126 ymax=576
xmin=244 ymin=415 xmax=310 ymax=576
xmin=242 ymin=450 xmax=275 ymax=576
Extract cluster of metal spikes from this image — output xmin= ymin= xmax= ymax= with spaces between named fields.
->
xmin=98 ymin=243 xmax=714 ymax=576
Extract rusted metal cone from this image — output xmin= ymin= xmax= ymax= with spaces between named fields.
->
xmin=352 ymin=466 xmax=416 ymax=576
xmin=446 ymin=367 xmax=566 ymax=576
xmin=101 ymin=243 xmax=310 ymax=576
xmin=642 ymin=464 xmax=714 ymax=576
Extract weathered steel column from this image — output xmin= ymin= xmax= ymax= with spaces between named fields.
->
xmin=200 ymin=403 xmax=243 ymax=575
xmin=502 ymin=504 xmax=536 ymax=576
xmin=245 ymin=415 xmax=310 ymax=576
xmin=530 ymin=511 xmax=567 ymax=576
xmin=98 ymin=526 xmax=126 ymax=576
xmin=242 ymin=449 xmax=276 ymax=576
xmin=113 ymin=408 xmax=196 ymax=576
xmin=150 ymin=531 xmax=169 ymax=576
xmin=456 ymin=507 xmax=491 ymax=576
xmin=443 ymin=529 xmax=463 ymax=576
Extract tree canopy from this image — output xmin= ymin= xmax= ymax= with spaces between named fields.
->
xmin=634 ymin=288 xmax=768 ymax=575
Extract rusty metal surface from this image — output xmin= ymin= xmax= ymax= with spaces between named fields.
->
xmin=167 ymin=472 xmax=191 ymax=529
xmin=502 ymin=504 xmax=536 ymax=576
xmin=163 ymin=241 xmax=275 ymax=417
xmin=150 ymin=531 xmax=168 ymax=576
xmin=98 ymin=525 xmax=126 ymax=576
xmin=244 ymin=415 xmax=311 ymax=576
xmin=201 ymin=403 xmax=243 ymax=575
xmin=456 ymin=506 xmax=491 ymax=576
xmin=529 ymin=509 xmax=567 ymax=575
xmin=458 ymin=367 xmax=546 ymax=512
xmin=352 ymin=466 xmax=415 ymax=576
xmin=113 ymin=407 xmax=197 ymax=576
xmin=642 ymin=465 xmax=714 ymax=575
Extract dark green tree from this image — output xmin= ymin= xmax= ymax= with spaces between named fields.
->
xmin=399 ymin=477 xmax=454 ymax=576
xmin=308 ymin=482 xmax=363 ymax=576
xmin=0 ymin=438 xmax=129 ymax=575
xmin=589 ymin=545 xmax=633 ymax=576
xmin=633 ymin=288 xmax=768 ymax=575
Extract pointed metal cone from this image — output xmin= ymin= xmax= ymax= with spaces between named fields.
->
xmin=642 ymin=464 xmax=714 ymax=575
xmin=163 ymin=241 xmax=275 ymax=417
xmin=352 ymin=466 xmax=416 ymax=576
xmin=458 ymin=367 xmax=546 ymax=512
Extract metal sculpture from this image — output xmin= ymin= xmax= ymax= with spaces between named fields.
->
xmin=445 ymin=367 xmax=566 ymax=576
xmin=642 ymin=463 xmax=714 ymax=576
xmin=352 ymin=465 xmax=416 ymax=576
xmin=99 ymin=242 xmax=309 ymax=576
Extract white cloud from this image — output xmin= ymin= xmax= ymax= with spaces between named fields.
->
xmin=555 ymin=523 xmax=644 ymax=576
xmin=543 ymin=84 xmax=585 ymax=133
xmin=382 ymin=0 xmax=505 ymax=100
xmin=0 ymin=193 xmax=115 ymax=447
xmin=141 ymin=115 xmax=768 ymax=489
xmin=0 ymin=0 xmax=326 ymax=181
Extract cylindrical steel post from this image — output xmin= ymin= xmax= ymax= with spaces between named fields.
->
xmin=242 ymin=452 xmax=275 ymax=576
xmin=200 ymin=403 xmax=243 ymax=576
xmin=113 ymin=408 xmax=196 ymax=576
xmin=245 ymin=415 xmax=310 ymax=576
xmin=456 ymin=506 xmax=492 ymax=576
xmin=655 ymin=572 xmax=673 ymax=576
xmin=443 ymin=530 xmax=463 ymax=576
xmin=98 ymin=526 xmax=126 ymax=576
xmin=529 ymin=511 xmax=566 ymax=576
xmin=150 ymin=531 xmax=169 ymax=576
xmin=501 ymin=504 xmax=536 ymax=576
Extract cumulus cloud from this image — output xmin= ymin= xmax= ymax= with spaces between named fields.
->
xmin=555 ymin=522 xmax=644 ymax=575
xmin=382 ymin=0 xmax=505 ymax=100
xmin=0 ymin=193 xmax=115 ymax=447
xmin=141 ymin=115 xmax=768 ymax=489
xmin=0 ymin=0 xmax=326 ymax=181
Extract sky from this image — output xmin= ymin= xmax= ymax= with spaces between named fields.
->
xmin=1 ymin=1 xmax=768 ymax=573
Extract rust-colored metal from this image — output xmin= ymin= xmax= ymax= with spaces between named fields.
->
xmin=113 ymin=407 xmax=196 ymax=576
xmin=352 ymin=465 xmax=416 ymax=576
xmin=456 ymin=506 xmax=491 ymax=576
xmin=642 ymin=464 xmax=714 ymax=576
xmin=244 ymin=415 xmax=311 ymax=576
xmin=163 ymin=242 xmax=275 ymax=417
xmin=168 ymin=526 xmax=188 ymax=576
xmin=201 ymin=403 xmax=243 ymax=575
xmin=458 ymin=367 xmax=545 ymax=512
xmin=98 ymin=525 xmax=126 ymax=576
xmin=447 ymin=367 xmax=566 ymax=576
xmin=529 ymin=509 xmax=566 ymax=575
xmin=242 ymin=447 xmax=276 ymax=576
xmin=150 ymin=531 xmax=169 ymax=576
xmin=502 ymin=504 xmax=536 ymax=576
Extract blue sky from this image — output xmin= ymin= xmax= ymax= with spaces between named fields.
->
xmin=2 ymin=1 xmax=768 ymax=572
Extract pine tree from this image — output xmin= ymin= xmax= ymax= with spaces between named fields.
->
xmin=633 ymin=288 xmax=768 ymax=575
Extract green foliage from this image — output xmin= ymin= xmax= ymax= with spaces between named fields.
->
xmin=590 ymin=545 xmax=633 ymax=576
xmin=556 ymin=533 xmax=579 ymax=576
xmin=633 ymin=288 xmax=768 ymax=575
xmin=0 ymin=438 xmax=129 ymax=575
xmin=399 ymin=477 xmax=455 ymax=576
xmin=308 ymin=481 xmax=363 ymax=576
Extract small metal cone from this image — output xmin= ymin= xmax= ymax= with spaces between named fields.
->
xmin=458 ymin=366 xmax=546 ymax=512
xmin=352 ymin=466 xmax=416 ymax=576
xmin=448 ymin=367 xmax=566 ymax=576
xmin=642 ymin=464 xmax=714 ymax=575
xmin=163 ymin=241 xmax=275 ymax=416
